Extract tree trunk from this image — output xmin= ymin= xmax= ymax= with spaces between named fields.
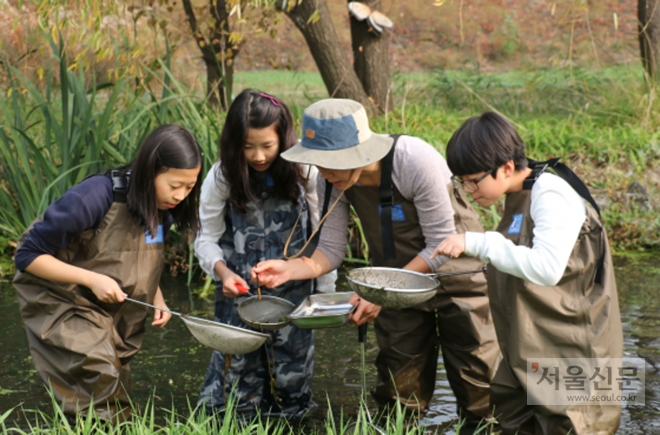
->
xmin=639 ymin=0 xmax=660 ymax=81
xmin=282 ymin=0 xmax=375 ymax=112
xmin=349 ymin=0 xmax=391 ymax=112
xmin=182 ymin=0 xmax=237 ymax=110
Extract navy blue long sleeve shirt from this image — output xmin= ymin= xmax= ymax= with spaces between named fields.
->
xmin=15 ymin=175 xmax=172 ymax=272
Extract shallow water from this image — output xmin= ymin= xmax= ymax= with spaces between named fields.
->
xmin=1 ymin=255 xmax=658 ymax=433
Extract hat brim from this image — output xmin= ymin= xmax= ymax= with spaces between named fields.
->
xmin=281 ymin=133 xmax=394 ymax=170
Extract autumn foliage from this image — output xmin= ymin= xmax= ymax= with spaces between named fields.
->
xmin=0 ymin=0 xmax=639 ymax=90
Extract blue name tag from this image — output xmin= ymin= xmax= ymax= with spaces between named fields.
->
xmin=508 ymin=214 xmax=523 ymax=234
xmin=146 ymin=225 xmax=164 ymax=244
xmin=378 ymin=204 xmax=406 ymax=222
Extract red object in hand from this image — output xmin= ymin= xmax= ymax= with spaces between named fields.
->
xmin=235 ymin=283 xmax=249 ymax=294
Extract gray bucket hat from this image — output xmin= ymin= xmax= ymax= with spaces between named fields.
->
xmin=281 ymin=99 xmax=393 ymax=170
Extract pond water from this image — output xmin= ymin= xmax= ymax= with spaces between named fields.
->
xmin=1 ymin=256 xmax=658 ymax=433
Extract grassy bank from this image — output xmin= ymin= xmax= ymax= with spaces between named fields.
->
xmin=0 ymin=390 xmax=484 ymax=435
xmin=213 ymin=64 xmax=660 ymax=253
xmin=2 ymin=52 xmax=659 ymax=280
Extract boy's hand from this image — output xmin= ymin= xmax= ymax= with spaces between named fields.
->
xmin=431 ymin=234 xmax=466 ymax=260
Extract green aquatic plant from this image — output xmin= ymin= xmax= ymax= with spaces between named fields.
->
xmin=0 ymin=383 xmax=497 ymax=434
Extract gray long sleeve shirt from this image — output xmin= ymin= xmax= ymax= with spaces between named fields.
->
xmin=316 ymin=135 xmax=456 ymax=271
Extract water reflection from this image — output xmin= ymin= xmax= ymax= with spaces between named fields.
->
xmin=0 ymin=255 xmax=658 ymax=433
xmin=613 ymin=255 xmax=660 ymax=434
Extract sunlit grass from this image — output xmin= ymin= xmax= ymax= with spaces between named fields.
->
xmin=0 ymin=387 xmax=492 ymax=434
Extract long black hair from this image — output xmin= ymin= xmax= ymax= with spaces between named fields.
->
xmin=122 ymin=124 xmax=202 ymax=237
xmin=217 ymin=89 xmax=303 ymax=214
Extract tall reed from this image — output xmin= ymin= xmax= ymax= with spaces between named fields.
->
xmin=0 ymin=37 xmax=222 ymax=244
xmin=0 ymin=36 xmax=146 ymax=240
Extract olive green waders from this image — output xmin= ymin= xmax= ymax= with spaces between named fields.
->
xmin=345 ymin=179 xmax=501 ymax=423
xmin=487 ymin=164 xmax=622 ymax=434
xmin=13 ymin=196 xmax=164 ymax=422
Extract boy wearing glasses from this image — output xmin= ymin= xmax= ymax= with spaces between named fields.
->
xmin=433 ymin=112 xmax=623 ymax=434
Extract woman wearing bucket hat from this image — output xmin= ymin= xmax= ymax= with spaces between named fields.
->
xmin=253 ymin=98 xmax=502 ymax=427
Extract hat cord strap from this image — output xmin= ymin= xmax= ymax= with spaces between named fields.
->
xmin=283 ymin=169 xmax=354 ymax=260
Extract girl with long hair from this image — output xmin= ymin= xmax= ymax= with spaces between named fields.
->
xmin=194 ymin=89 xmax=335 ymax=419
xmin=13 ymin=124 xmax=203 ymax=422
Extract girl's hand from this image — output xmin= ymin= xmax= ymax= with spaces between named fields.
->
xmin=251 ymin=260 xmax=292 ymax=288
xmin=151 ymin=288 xmax=172 ymax=327
xmin=90 ymin=273 xmax=127 ymax=303
xmin=348 ymin=293 xmax=381 ymax=326
xmin=431 ymin=234 xmax=466 ymax=260
xmin=222 ymin=274 xmax=250 ymax=299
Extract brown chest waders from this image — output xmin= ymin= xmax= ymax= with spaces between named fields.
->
xmin=487 ymin=159 xmax=623 ymax=435
xmin=13 ymin=174 xmax=164 ymax=422
xmin=339 ymin=136 xmax=501 ymax=424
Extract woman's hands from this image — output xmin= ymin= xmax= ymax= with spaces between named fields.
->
xmin=251 ymin=259 xmax=295 ymax=289
xmin=252 ymin=252 xmax=329 ymax=288
xmin=348 ymin=293 xmax=381 ymax=326
xmin=252 ymin=256 xmax=382 ymax=325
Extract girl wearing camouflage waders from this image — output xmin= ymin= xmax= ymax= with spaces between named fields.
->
xmin=434 ymin=112 xmax=623 ymax=434
xmin=194 ymin=89 xmax=336 ymax=419
xmin=12 ymin=125 xmax=203 ymax=422
xmin=253 ymin=99 xmax=502 ymax=430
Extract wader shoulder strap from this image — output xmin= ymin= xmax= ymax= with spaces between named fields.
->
xmin=108 ymin=169 xmax=128 ymax=203
xmin=527 ymin=158 xmax=600 ymax=217
xmin=379 ymin=135 xmax=400 ymax=262
xmin=525 ymin=158 xmax=604 ymax=284
xmin=85 ymin=169 xmax=128 ymax=203
xmin=310 ymin=180 xmax=335 ymax=248
xmin=522 ymin=161 xmax=549 ymax=190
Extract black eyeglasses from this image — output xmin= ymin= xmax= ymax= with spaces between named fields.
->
xmin=452 ymin=171 xmax=493 ymax=192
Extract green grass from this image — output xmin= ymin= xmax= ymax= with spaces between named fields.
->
xmin=233 ymin=70 xmax=327 ymax=102
xmin=0 ymin=388 xmax=485 ymax=434
xmin=242 ymin=66 xmax=660 ymax=170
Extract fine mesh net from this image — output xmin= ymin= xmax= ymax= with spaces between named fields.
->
xmin=180 ymin=316 xmax=269 ymax=354
xmin=237 ymin=296 xmax=295 ymax=331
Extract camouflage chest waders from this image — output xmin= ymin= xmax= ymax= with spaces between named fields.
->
xmin=487 ymin=163 xmax=622 ymax=435
xmin=198 ymin=176 xmax=315 ymax=418
xmin=12 ymin=175 xmax=164 ymax=422
xmin=344 ymin=141 xmax=500 ymax=424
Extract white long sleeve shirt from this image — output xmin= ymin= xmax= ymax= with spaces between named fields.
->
xmin=194 ymin=162 xmax=324 ymax=282
xmin=465 ymin=172 xmax=587 ymax=286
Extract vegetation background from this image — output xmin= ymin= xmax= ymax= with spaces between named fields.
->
xmin=1 ymin=1 xmax=659 ymax=433
xmin=0 ymin=1 xmax=639 ymax=83
xmin=1 ymin=0 xmax=659 ymax=282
